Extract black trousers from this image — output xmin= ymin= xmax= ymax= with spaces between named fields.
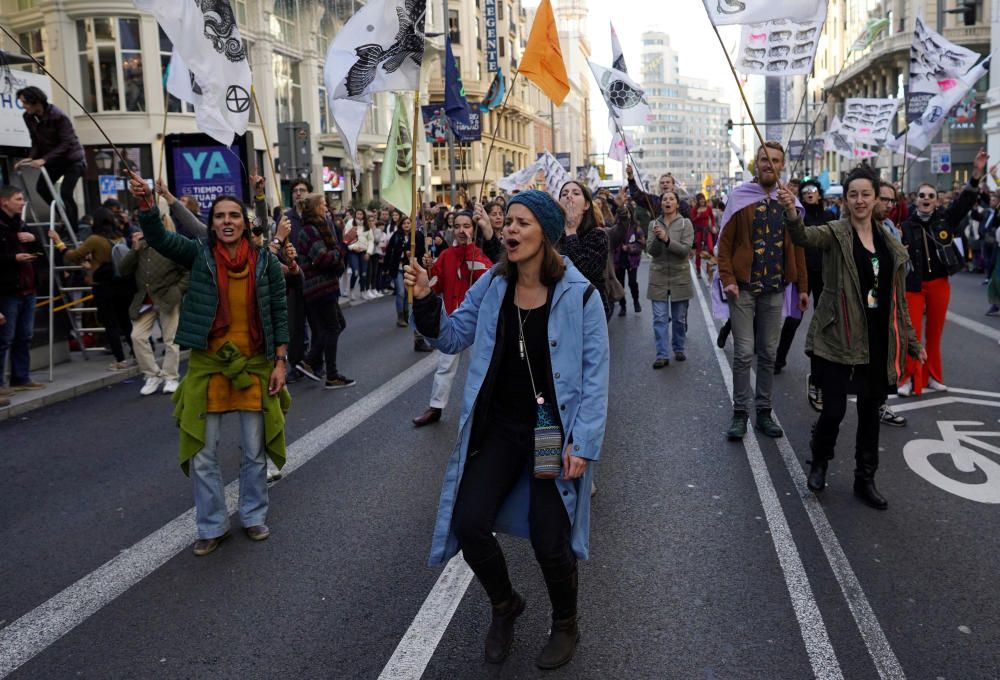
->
xmin=775 ymin=269 xmax=824 ymax=377
xmin=304 ymin=297 xmax=344 ymax=379
xmin=452 ymin=415 xmax=576 ymax=615
xmin=286 ymin=285 xmax=307 ymax=368
xmin=37 ymin=160 xmax=84 ymax=229
xmin=92 ymin=282 xmax=132 ymax=362
xmin=614 ymin=265 xmax=640 ymax=306
xmin=812 ymin=359 xmax=881 ymax=479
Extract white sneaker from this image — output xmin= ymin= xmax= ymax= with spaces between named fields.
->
xmin=162 ymin=378 xmax=180 ymax=394
xmin=371 ymin=290 xmax=383 ymax=298
xmin=364 ymin=290 xmax=376 ymax=300
xmin=897 ymin=379 xmax=913 ymax=397
xmin=140 ymin=376 xmax=164 ymax=395
xmin=927 ymin=378 xmax=948 ymax=392
xmin=349 ymin=289 xmax=358 ymax=301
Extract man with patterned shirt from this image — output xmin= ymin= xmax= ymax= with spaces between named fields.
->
xmin=716 ymin=142 xmax=809 ymax=441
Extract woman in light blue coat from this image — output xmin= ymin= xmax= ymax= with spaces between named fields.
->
xmin=405 ymin=190 xmax=609 ymax=670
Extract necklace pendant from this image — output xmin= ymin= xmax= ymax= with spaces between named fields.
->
xmin=519 ymin=338 xmax=525 ymax=360
xmin=536 ymin=394 xmax=545 ymax=405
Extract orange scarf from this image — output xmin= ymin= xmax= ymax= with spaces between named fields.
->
xmin=210 ymin=239 xmax=263 ymax=352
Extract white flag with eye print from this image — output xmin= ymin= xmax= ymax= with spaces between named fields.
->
xmin=734 ymin=1 xmax=827 ymax=77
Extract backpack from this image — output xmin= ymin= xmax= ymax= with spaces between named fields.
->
xmin=92 ymin=237 xmax=130 ymax=283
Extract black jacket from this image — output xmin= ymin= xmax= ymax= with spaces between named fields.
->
xmin=627 ymin=176 xmax=691 ymax=219
xmin=385 ymin=228 xmax=426 ymax=275
xmin=900 ymin=181 xmax=979 ymax=292
xmin=0 ymin=210 xmax=44 ymax=296
xmin=24 ymin=104 xmax=85 ymax=165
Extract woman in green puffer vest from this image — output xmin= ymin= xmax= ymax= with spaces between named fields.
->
xmin=127 ymin=173 xmax=290 ymax=557
xmin=779 ymin=165 xmax=925 ymax=511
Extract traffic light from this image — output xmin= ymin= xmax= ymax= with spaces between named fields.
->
xmin=726 ymin=119 xmax=733 ymax=135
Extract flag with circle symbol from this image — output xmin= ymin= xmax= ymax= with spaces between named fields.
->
xmin=140 ymin=0 xmax=252 ymax=146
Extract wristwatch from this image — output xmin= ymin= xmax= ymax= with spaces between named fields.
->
xmin=275 ymin=353 xmax=289 ymax=364
xmin=271 ymin=237 xmax=282 ymax=247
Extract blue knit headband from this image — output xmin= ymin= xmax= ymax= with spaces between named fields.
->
xmin=506 ymin=190 xmax=565 ymax=244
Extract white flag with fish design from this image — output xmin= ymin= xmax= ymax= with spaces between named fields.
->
xmin=589 ymin=61 xmax=652 ymax=128
xmin=327 ymin=0 xmax=427 ymax=102
xmin=137 ymin=0 xmax=252 ymax=145
xmin=734 ymin=0 xmax=826 ymax=77
xmin=703 ymin=0 xmax=824 ymax=27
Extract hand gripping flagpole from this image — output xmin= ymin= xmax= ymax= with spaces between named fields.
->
xmin=250 ymin=87 xmax=283 ymax=212
xmin=609 ymin=120 xmax=658 ymax=223
xmin=0 ymin=23 xmax=132 ymax=175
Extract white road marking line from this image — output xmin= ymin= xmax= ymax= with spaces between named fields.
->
xmin=693 ymin=272 xmax=905 ymax=680
xmin=0 ymin=354 xmax=439 ymax=679
xmin=946 ymin=310 xmax=1000 ymax=342
xmin=690 ymin=274 xmax=843 ymax=680
xmin=378 ymin=553 xmax=475 ymax=680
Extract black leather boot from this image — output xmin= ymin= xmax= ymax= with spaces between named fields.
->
xmin=854 ymin=449 xmax=887 ymax=509
xmin=536 ymin=616 xmax=579 ymax=670
xmin=807 ymin=430 xmax=832 ymax=492
xmin=484 ymin=591 xmax=526 ymax=663
xmin=537 ymin=567 xmax=579 ymax=670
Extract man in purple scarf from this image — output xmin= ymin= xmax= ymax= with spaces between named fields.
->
xmin=716 ymin=142 xmax=809 ymax=441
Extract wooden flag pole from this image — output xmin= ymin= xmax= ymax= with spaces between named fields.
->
xmin=157 ymin=105 xmax=169 ymax=185
xmin=250 ymin=86 xmax=283 ymax=212
xmin=408 ymin=88 xmax=421 ymax=305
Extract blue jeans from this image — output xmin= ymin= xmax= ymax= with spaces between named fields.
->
xmin=395 ymin=271 xmax=409 ymax=316
xmin=348 ymin=251 xmax=368 ymax=290
xmin=0 ymin=293 xmax=36 ymax=386
xmin=651 ymin=298 xmax=689 ymax=358
xmin=191 ymin=411 xmax=268 ymax=539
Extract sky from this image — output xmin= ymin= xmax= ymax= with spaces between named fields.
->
xmin=582 ymin=0 xmax=744 ymax=176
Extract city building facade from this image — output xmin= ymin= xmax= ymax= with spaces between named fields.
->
xmin=636 ymin=31 xmax=731 ymax=196
xmin=808 ymin=0 xmax=991 ymax=189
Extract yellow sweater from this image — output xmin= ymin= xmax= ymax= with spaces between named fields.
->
xmin=206 ymin=265 xmax=263 ymax=412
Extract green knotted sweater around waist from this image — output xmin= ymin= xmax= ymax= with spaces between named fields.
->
xmin=172 ymin=340 xmax=292 ymax=475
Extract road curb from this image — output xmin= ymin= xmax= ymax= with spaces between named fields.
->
xmin=0 ymin=364 xmax=143 ymax=424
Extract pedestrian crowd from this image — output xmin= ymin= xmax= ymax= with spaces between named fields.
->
xmin=4 ymin=92 xmax=1000 ymax=670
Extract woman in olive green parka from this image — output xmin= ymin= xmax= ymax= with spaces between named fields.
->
xmin=779 ymin=166 xmax=925 ymax=510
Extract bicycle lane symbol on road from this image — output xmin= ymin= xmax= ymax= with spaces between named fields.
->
xmin=887 ymin=388 xmax=1000 ymax=504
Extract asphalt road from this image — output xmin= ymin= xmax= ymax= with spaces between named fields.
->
xmin=2 ymin=264 xmax=999 ymax=680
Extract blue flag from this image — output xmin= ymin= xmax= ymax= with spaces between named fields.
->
xmin=444 ymin=37 xmax=472 ymax=127
xmin=480 ymin=68 xmax=505 ymax=113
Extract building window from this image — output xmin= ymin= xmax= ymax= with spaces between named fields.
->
xmin=273 ymin=53 xmax=302 ymax=122
xmin=234 ymin=0 xmax=249 ymax=27
xmin=499 ymin=37 xmax=505 ymax=58
xmin=16 ymin=28 xmax=45 ymax=75
xmin=159 ymin=27 xmax=194 ymax=114
xmin=17 ymin=0 xmax=35 ymax=9
xmin=271 ymin=0 xmax=299 ymax=45
xmin=76 ymin=18 xmax=145 ymax=113
xmin=318 ymin=66 xmax=329 ymax=134
xmin=448 ymin=10 xmax=460 ymax=44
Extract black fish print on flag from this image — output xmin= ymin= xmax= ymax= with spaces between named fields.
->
xmin=346 ymin=0 xmax=427 ymax=98
xmin=196 ymin=0 xmax=247 ymax=63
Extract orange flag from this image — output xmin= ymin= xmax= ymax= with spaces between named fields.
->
xmin=518 ymin=0 xmax=569 ymax=106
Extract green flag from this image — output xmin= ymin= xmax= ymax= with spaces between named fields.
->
xmin=850 ymin=17 xmax=890 ymax=52
xmin=380 ymin=93 xmax=413 ymax=216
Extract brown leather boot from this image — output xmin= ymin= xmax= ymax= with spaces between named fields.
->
xmin=412 ymin=407 xmax=442 ymax=427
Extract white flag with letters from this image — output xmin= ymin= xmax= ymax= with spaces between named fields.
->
xmin=735 ymin=1 xmax=827 ymax=77
xmin=137 ymin=0 xmax=251 ymax=146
